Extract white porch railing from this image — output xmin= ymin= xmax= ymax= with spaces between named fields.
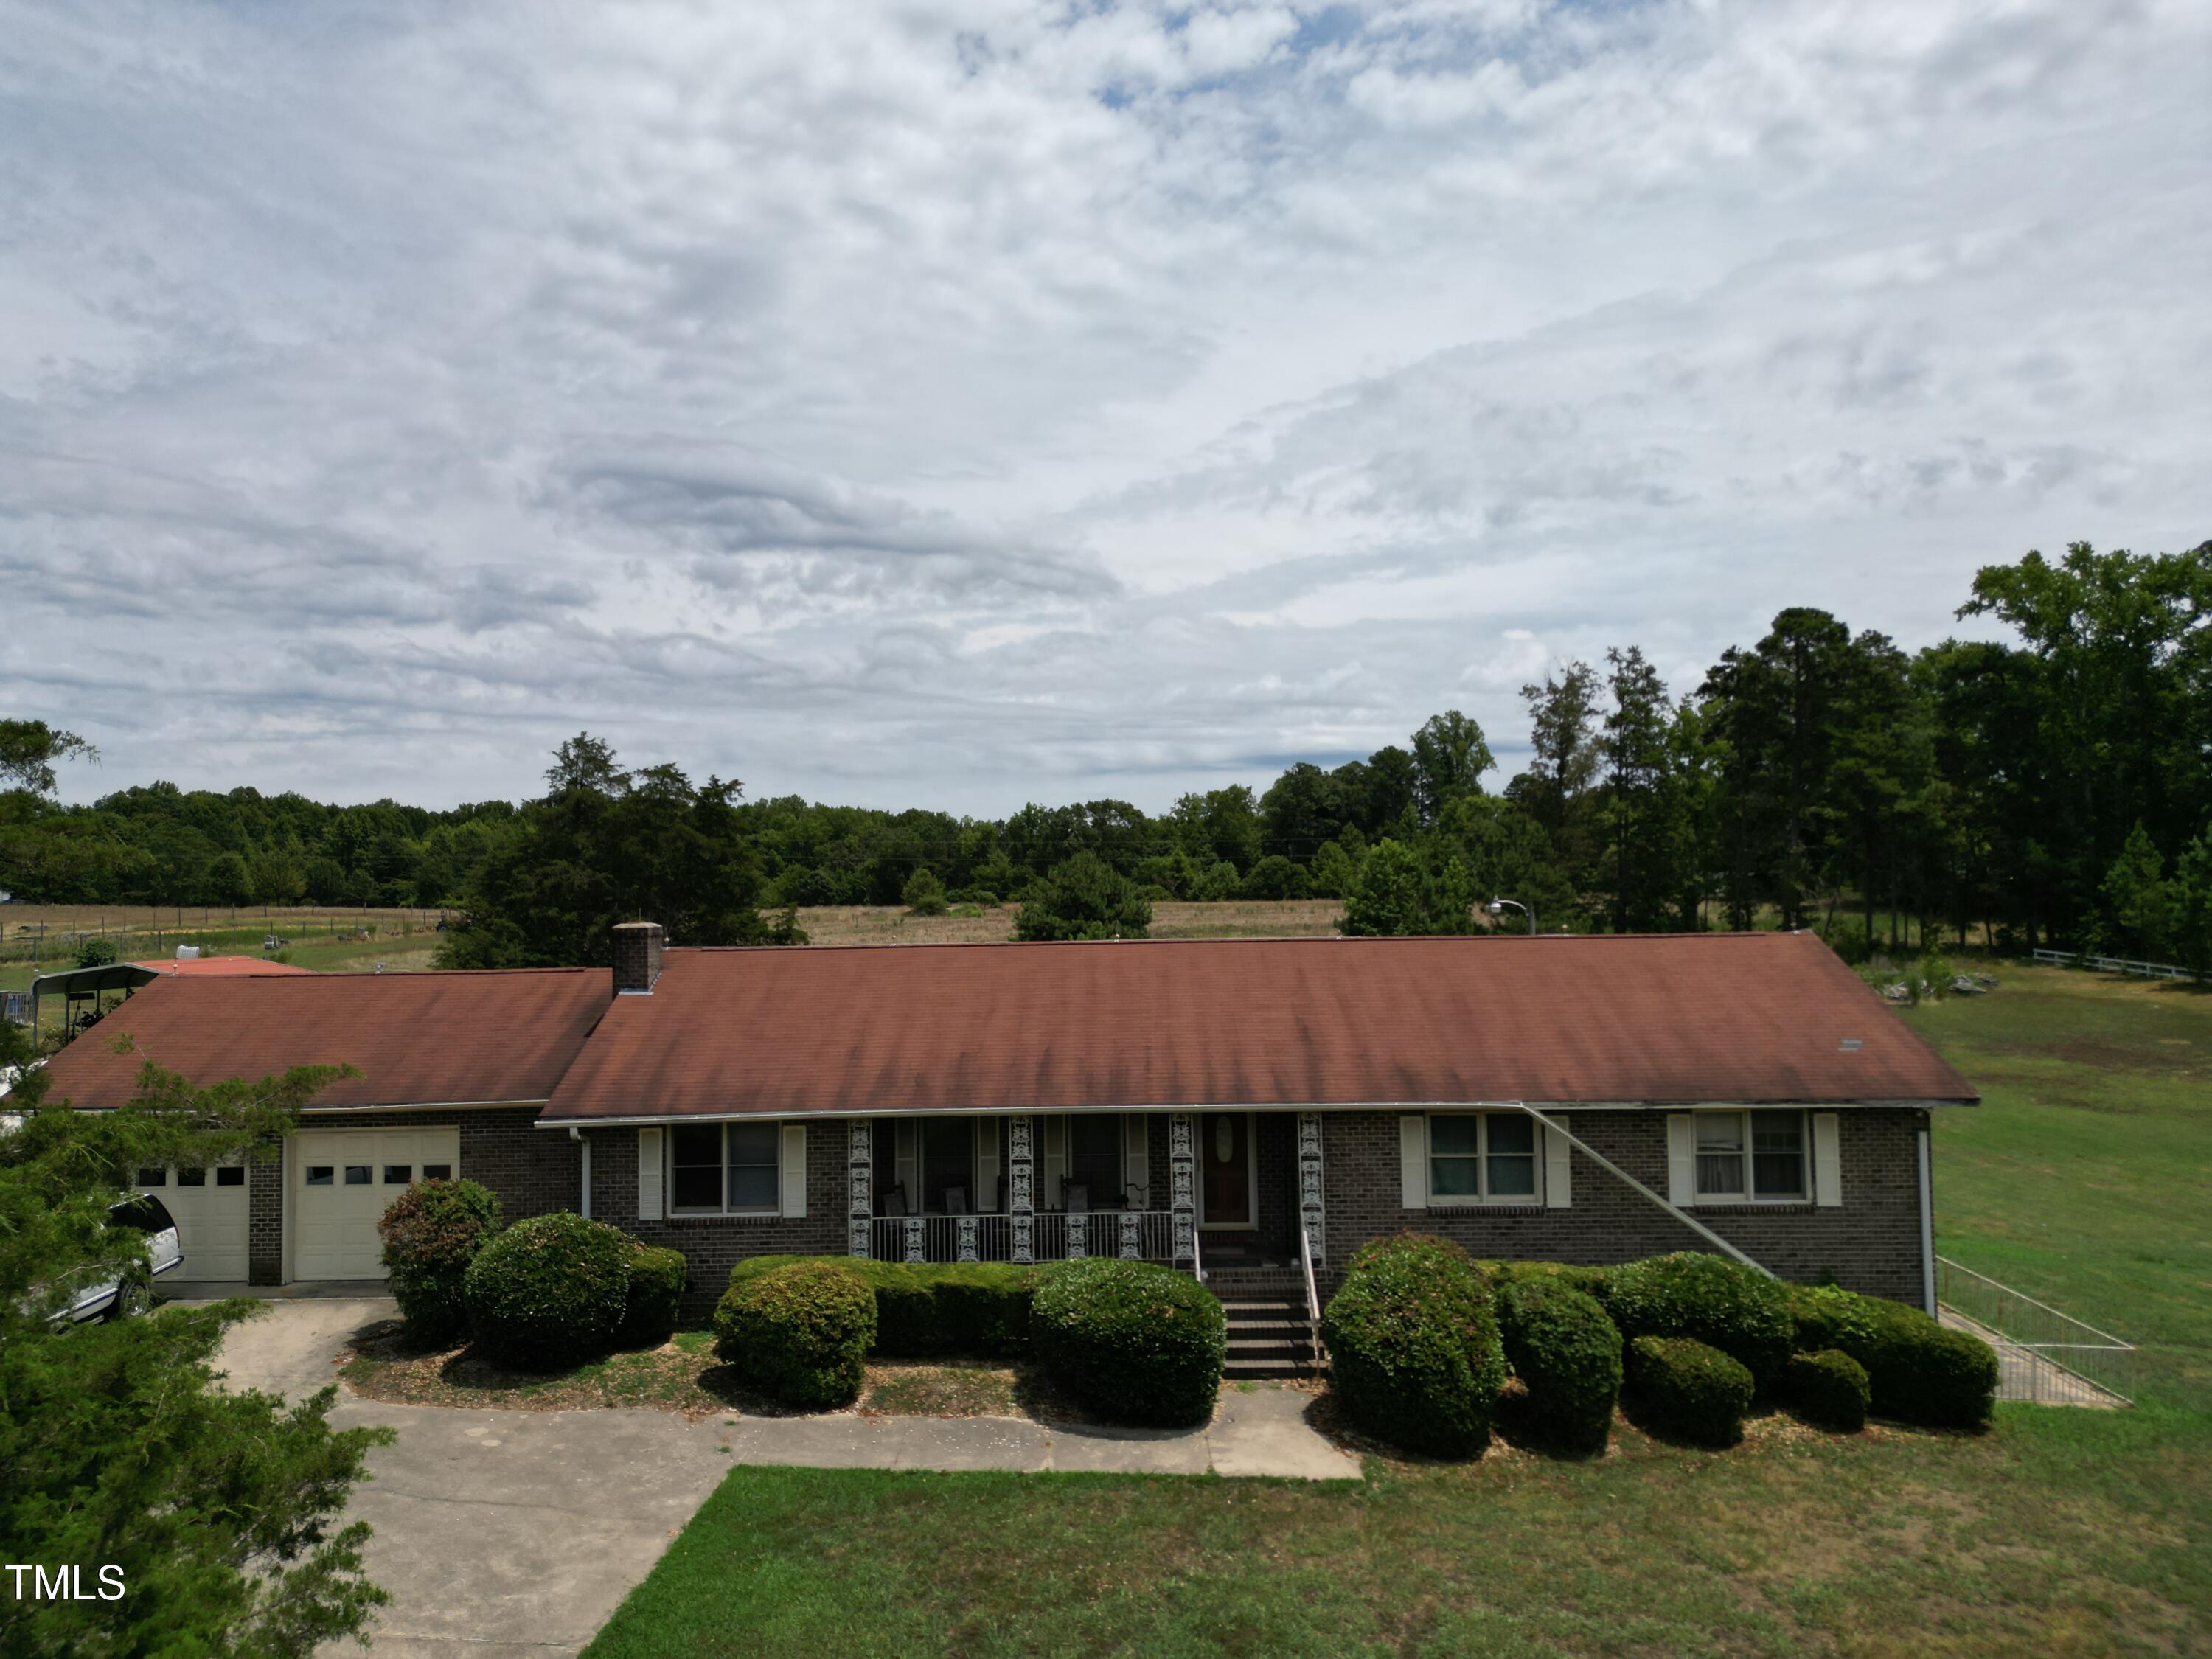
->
xmin=869 ymin=1210 xmax=1178 ymax=1265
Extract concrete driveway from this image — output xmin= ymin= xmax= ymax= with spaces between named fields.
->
xmin=203 ymin=1293 xmax=1357 ymax=1656
xmin=208 ymin=1296 xmax=732 ymax=1659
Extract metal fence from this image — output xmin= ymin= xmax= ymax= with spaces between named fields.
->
xmin=1936 ymin=1256 xmax=2134 ymax=1407
xmin=869 ymin=1209 xmax=1178 ymax=1265
xmin=2031 ymin=947 xmax=2198 ymax=983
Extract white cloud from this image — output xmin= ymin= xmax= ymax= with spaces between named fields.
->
xmin=1 ymin=0 xmax=2205 ymax=815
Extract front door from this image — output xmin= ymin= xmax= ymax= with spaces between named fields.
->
xmin=1200 ymin=1111 xmax=1253 ymax=1228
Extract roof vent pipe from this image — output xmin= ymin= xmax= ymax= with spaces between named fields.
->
xmin=612 ymin=921 xmax=665 ymax=995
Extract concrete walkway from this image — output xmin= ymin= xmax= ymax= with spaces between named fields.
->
xmin=196 ymin=1291 xmax=1359 ymax=1657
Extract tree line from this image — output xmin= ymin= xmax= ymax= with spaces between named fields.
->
xmin=4 ymin=540 xmax=2208 ymax=968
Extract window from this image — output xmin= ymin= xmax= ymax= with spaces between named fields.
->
xmin=344 ymin=1166 xmax=372 ymax=1186
xmin=383 ymin=1165 xmax=413 ymax=1185
xmin=216 ymin=1166 xmax=246 ymax=1187
xmin=305 ymin=1166 xmax=334 ymax=1187
xmin=178 ymin=1167 xmax=207 ymax=1187
xmin=671 ymin=1125 xmax=723 ymax=1211
xmin=1694 ymin=1110 xmax=1808 ymax=1202
xmin=136 ymin=1168 xmax=167 ymax=1188
xmin=421 ymin=1164 xmax=451 ymax=1182
xmin=669 ymin=1121 xmax=782 ymax=1215
xmin=1068 ymin=1115 xmax=1124 ymax=1209
xmin=1428 ymin=1113 xmax=1540 ymax=1203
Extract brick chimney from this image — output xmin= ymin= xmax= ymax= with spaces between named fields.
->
xmin=611 ymin=921 xmax=664 ymax=995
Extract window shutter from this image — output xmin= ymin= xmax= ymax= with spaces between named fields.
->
xmin=781 ymin=1124 xmax=807 ymax=1219
xmin=1124 ymin=1114 xmax=1148 ymax=1206
xmin=1399 ymin=1116 xmax=1427 ymax=1209
xmin=1812 ymin=1113 xmax=1843 ymax=1207
xmin=1666 ymin=1115 xmax=1696 ymax=1207
xmin=1543 ymin=1116 xmax=1572 ymax=1208
xmin=637 ymin=1128 xmax=664 ymax=1222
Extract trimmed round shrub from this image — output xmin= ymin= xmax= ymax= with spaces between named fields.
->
xmin=1600 ymin=1252 xmax=1793 ymax=1386
xmin=1497 ymin=1278 xmax=1623 ymax=1453
xmin=377 ymin=1178 xmax=501 ymax=1346
xmin=714 ymin=1259 xmax=877 ymax=1409
xmin=1031 ymin=1258 xmax=1225 ymax=1427
xmin=1782 ymin=1283 xmax=1996 ymax=1429
xmin=1787 ymin=1348 xmax=1871 ymax=1433
xmin=1321 ymin=1234 xmax=1506 ymax=1458
xmin=619 ymin=1245 xmax=688 ymax=1346
xmin=462 ymin=1211 xmax=630 ymax=1368
xmin=1625 ymin=1335 xmax=1754 ymax=1447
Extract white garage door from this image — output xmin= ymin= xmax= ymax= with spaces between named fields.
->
xmin=293 ymin=1127 xmax=461 ymax=1281
xmin=133 ymin=1161 xmax=251 ymax=1281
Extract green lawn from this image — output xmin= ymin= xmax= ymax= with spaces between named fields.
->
xmin=585 ymin=964 xmax=2212 ymax=1658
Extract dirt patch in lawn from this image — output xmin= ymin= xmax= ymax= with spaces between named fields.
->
xmin=340 ymin=1322 xmax=763 ymax=1419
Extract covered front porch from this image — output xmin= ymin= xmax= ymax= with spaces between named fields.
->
xmin=845 ymin=1109 xmax=1326 ymax=1270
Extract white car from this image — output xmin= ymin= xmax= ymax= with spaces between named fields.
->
xmin=55 ymin=1193 xmax=184 ymax=1323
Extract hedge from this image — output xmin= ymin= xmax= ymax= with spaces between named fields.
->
xmin=620 ymin=1245 xmax=688 ymax=1347
xmin=1625 ymin=1335 xmax=1754 ymax=1447
xmin=713 ymin=1259 xmax=877 ymax=1408
xmin=1481 ymin=1259 xmax=1615 ymax=1299
xmin=1496 ymin=1278 xmax=1622 ymax=1452
xmin=1600 ymin=1252 xmax=1793 ymax=1386
xmin=1787 ymin=1348 xmax=1871 ymax=1433
xmin=726 ymin=1256 xmax=1041 ymax=1357
xmin=1783 ymin=1283 xmax=1997 ymax=1429
xmin=1321 ymin=1234 xmax=1506 ymax=1458
xmin=376 ymin=1178 xmax=501 ymax=1346
xmin=462 ymin=1211 xmax=631 ymax=1368
xmin=1030 ymin=1258 xmax=1225 ymax=1427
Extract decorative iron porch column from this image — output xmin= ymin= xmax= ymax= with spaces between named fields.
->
xmin=1298 ymin=1110 xmax=1326 ymax=1266
xmin=1170 ymin=1112 xmax=1196 ymax=1267
xmin=1009 ymin=1114 xmax=1035 ymax=1264
xmin=847 ymin=1119 xmax=872 ymax=1259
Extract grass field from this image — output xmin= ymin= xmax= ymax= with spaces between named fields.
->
xmin=584 ymin=962 xmax=2212 ymax=1658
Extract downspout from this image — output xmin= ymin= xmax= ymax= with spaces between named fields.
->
xmin=569 ymin=1126 xmax=591 ymax=1220
xmin=1916 ymin=1120 xmax=1936 ymax=1316
xmin=1517 ymin=1103 xmax=1775 ymax=1279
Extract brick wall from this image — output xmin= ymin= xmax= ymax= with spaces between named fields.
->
xmin=1320 ymin=1107 xmax=1930 ymax=1304
xmin=586 ymin=1121 xmax=846 ymax=1318
xmin=248 ymin=1107 xmax=583 ymax=1284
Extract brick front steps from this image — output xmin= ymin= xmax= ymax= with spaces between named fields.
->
xmin=1207 ymin=1267 xmax=1324 ymax=1380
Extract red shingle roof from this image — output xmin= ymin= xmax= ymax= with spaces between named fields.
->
xmin=42 ymin=969 xmax=609 ymax=1110
xmin=540 ymin=932 xmax=1975 ymax=1121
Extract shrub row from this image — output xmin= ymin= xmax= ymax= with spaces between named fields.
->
xmin=714 ymin=1256 xmax=1224 ymax=1422
xmin=1782 ymin=1282 xmax=1997 ymax=1429
xmin=1322 ymin=1234 xmax=1506 ymax=1458
xmin=1597 ymin=1251 xmax=1794 ymax=1386
xmin=1787 ymin=1349 xmax=1871 ymax=1433
xmin=726 ymin=1256 xmax=1040 ymax=1357
xmin=377 ymin=1183 xmax=689 ymax=1368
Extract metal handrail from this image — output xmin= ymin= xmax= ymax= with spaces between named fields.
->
xmin=1935 ymin=1255 xmax=2136 ymax=1406
xmin=1298 ymin=1220 xmax=1324 ymax=1373
xmin=1936 ymin=1256 xmax=2132 ymax=1346
xmin=1191 ymin=1223 xmax=1202 ymax=1285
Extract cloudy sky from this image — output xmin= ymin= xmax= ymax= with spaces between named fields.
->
xmin=3 ymin=1 xmax=2206 ymax=815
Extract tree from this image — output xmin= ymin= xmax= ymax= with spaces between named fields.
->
xmin=1013 ymin=851 xmax=1152 ymax=941
xmin=2172 ymin=827 xmax=2212 ymax=978
xmin=1515 ymin=662 xmax=1601 ymax=847
xmin=1432 ymin=796 xmax=1574 ymax=933
xmin=0 ymin=1023 xmax=390 ymax=1657
xmin=439 ymin=737 xmax=802 ymax=968
xmin=545 ymin=731 xmax=629 ymax=796
xmin=1240 ymin=854 xmax=1310 ymax=900
xmin=902 ymin=866 xmax=948 ymax=916
xmin=2099 ymin=823 xmax=2171 ymax=960
xmin=1596 ymin=647 xmax=1682 ymax=933
xmin=0 ymin=719 xmax=97 ymax=793
xmin=1410 ymin=711 xmax=1493 ymax=825
xmin=1259 ymin=763 xmax=1343 ymax=862
xmin=1338 ymin=838 xmax=1475 ymax=936
xmin=1167 ymin=787 xmax=1262 ymax=874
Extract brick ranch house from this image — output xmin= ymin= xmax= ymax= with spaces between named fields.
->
xmin=43 ymin=925 xmax=1976 ymax=1317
